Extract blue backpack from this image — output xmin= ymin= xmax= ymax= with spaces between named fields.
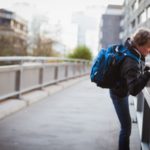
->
xmin=90 ymin=44 xmax=140 ymax=88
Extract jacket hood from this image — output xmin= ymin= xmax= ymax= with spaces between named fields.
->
xmin=124 ymin=38 xmax=145 ymax=61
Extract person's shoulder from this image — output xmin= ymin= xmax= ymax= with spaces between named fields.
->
xmin=120 ymin=56 xmax=140 ymax=76
xmin=124 ymin=56 xmax=138 ymax=64
xmin=121 ymin=56 xmax=139 ymax=71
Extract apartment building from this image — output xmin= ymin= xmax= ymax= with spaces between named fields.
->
xmin=121 ymin=0 xmax=150 ymax=42
xmin=120 ymin=1 xmax=150 ymax=149
xmin=99 ymin=5 xmax=123 ymax=49
xmin=0 ymin=8 xmax=27 ymax=55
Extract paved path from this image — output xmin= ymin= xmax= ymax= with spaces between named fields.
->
xmin=0 ymin=79 xmax=140 ymax=150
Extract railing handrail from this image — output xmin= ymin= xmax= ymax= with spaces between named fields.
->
xmin=0 ymin=57 xmax=90 ymax=100
xmin=0 ymin=56 xmax=90 ymax=63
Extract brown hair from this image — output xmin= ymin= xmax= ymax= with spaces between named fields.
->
xmin=131 ymin=28 xmax=150 ymax=47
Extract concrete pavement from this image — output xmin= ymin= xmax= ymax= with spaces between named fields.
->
xmin=0 ymin=77 xmax=86 ymax=120
xmin=0 ymin=79 xmax=140 ymax=150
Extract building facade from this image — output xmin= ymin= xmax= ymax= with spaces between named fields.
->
xmin=121 ymin=0 xmax=150 ymax=42
xmin=120 ymin=1 xmax=150 ymax=149
xmin=99 ymin=5 xmax=123 ymax=49
xmin=0 ymin=9 xmax=27 ymax=56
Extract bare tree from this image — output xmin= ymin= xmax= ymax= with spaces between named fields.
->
xmin=29 ymin=14 xmax=60 ymax=56
xmin=0 ymin=36 xmax=27 ymax=56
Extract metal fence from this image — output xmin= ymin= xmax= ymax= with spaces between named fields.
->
xmin=135 ymin=83 xmax=150 ymax=150
xmin=0 ymin=56 xmax=90 ymax=100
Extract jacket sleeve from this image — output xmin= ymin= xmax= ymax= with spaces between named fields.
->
xmin=121 ymin=57 xmax=150 ymax=96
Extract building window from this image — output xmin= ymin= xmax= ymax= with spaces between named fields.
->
xmin=10 ymin=20 xmax=14 ymax=27
xmin=131 ymin=19 xmax=136 ymax=28
xmin=132 ymin=0 xmax=138 ymax=11
xmin=0 ymin=18 xmax=10 ymax=25
xmin=138 ymin=11 xmax=146 ymax=24
xmin=20 ymin=25 xmax=23 ymax=31
xmin=138 ymin=0 xmax=142 ymax=4
xmin=147 ymin=5 xmax=150 ymax=19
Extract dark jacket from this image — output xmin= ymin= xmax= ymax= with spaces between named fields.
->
xmin=111 ymin=38 xmax=150 ymax=97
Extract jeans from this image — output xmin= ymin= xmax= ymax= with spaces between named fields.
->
xmin=109 ymin=90 xmax=131 ymax=150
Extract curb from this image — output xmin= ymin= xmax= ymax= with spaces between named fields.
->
xmin=21 ymin=90 xmax=49 ymax=106
xmin=0 ymin=76 xmax=89 ymax=120
xmin=0 ymin=99 xmax=27 ymax=119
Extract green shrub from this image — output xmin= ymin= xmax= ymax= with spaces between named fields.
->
xmin=68 ymin=45 xmax=93 ymax=60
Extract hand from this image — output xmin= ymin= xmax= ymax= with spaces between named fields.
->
xmin=145 ymin=69 xmax=150 ymax=76
xmin=144 ymin=65 xmax=150 ymax=71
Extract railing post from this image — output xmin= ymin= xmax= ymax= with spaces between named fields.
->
xmin=15 ymin=70 xmax=21 ymax=98
xmin=39 ymin=65 xmax=44 ymax=89
xmin=141 ymin=100 xmax=150 ymax=144
xmin=73 ymin=62 xmax=76 ymax=77
xmin=137 ymin=92 xmax=144 ymax=112
xmin=15 ymin=65 xmax=23 ymax=99
xmin=83 ymin=62 xmax=86 ymax=74
xmin=55 ymin=65 xmax=58 ymax=81
xmin=65 ymin=64 xmax=68 ymax=79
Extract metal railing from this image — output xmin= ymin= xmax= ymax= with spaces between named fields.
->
xmin=134 ymin=82 xmax=150 ymax=150
xmin=0 ymin=56 xmax=90 ymax=100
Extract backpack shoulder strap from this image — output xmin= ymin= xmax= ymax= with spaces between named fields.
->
xmin=120 ymin=45 xmax=141 ymax=63
xmin=125 ymin=50 xmax=141 ymax=63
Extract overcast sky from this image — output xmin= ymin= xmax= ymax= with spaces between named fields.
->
xmin=0 ymin=0 xmax=124 ymax=54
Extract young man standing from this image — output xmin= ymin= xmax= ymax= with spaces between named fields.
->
xmin=109 ymin=28 xmax=150 ymax=150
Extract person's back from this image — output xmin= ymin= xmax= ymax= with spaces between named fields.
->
xmin=110 ymin=37 xmax=148 ymax=97
xmin=109 ymin=28 xmax=150 ymax=150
